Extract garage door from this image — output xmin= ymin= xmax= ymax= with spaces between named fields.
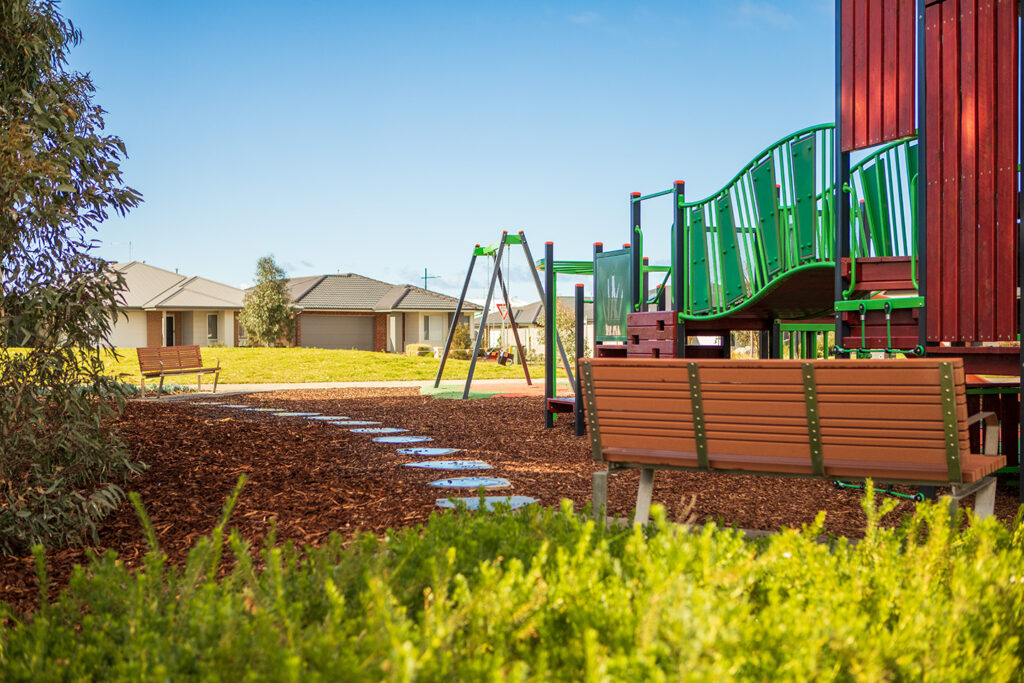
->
xmin=301 ymin=315 xmax=374 ymax=350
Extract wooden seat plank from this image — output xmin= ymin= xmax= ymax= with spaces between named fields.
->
xmin=582 ymin=357 xmax=1004 ymax=524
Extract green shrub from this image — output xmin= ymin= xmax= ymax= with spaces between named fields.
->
xmin=2 ymin=481 xmax=1023 ymax=679
xmin=405 ymin=343 xmax=433 ymax=357
xmin=450 ymin=324 xmax=472 ymax=360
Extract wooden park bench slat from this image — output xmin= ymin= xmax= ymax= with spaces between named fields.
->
xmin=581 ymin=357 xmax=1005 ymax=525
xmin=136 ymin=345 xmax=220 ymax=398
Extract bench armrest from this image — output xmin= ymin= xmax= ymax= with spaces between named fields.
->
xmin=967 ymin=411 xmax=1000 ymax=457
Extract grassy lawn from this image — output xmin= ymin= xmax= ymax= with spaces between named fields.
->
xmin=99 ymin=347 xmax=560 ymax=384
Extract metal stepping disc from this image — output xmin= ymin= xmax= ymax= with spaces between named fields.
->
xmin=273 ymin=412 xmax=320 ymax=417
xmin=247 ymin=407 xmax=284 ymax=412
xmin=220 ymin=404 xmax=252 ymax=409
xmin=330 ymin=420 xmax=381 ymax=426
xmin=404 ymin=460 xmax=492 ymax=470
xmin=350 ymin=427 xmax=408 ymax=434
xmin=396 ymin=447 xmax=462 ymax=456
xmin=374 ymin=435 xmax=433 ymax=444
xmin=191 ymin=402 xmax=223 ymax=405
xmin=428 ymin=476 xmax=510 ymax=489
xmin=436 ymin=496 xmax=537 ymax=511
xmin=306 ymin=416 xmax=350 ymax=421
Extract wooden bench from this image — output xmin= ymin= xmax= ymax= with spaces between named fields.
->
xmin=137 ymin=345 xmax=220 ymax=398
xmin=579 ymin=358 xmax=1005 ymax=524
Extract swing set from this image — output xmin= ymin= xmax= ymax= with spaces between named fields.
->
xmin=433 ymin=230 xmax=577 ymax=400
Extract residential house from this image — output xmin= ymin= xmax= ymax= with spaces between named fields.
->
xmin=475 ymin=297 xmax=594 ymax=356
xmin=108 ymin=262 xmax=245 ymax=348
xmin=282 ymin=273 xmax=479 ymax=352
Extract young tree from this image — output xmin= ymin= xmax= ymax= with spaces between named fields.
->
xmin=239 ymin=255 xmax=295 ymax=346
xmin=0 ymin=1 xmax=144 ymax=552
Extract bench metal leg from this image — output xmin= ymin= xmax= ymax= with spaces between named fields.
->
xmin=212 ymin=370 xmax=219 ymax=394
xmin=949 ymin=476 xmax=997 ymax=520
xmin=592 ymin=469 xmax=608 ymax=522
xmin=157 ymin=376 xmax=165 ymax=399
xmin=634 ymin=468 xmax=655 ymax=526
xmin=197 ymin=373 xmax=202 ymax=392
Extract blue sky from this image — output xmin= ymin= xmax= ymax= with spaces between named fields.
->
xmin=65 ymin=0 xmax=835 ymax=299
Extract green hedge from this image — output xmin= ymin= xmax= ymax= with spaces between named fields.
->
xmin=2 ymin=481 xmax=1023 ymax=680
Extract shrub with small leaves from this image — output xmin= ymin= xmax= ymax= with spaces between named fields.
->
xmin=2 ymin=482 xmax=1023 ymax=679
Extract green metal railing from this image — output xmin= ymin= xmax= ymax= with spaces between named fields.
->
xmin=671 ymin=124 xmax=918 ymax=321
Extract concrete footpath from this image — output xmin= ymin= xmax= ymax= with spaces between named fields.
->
xmin=161 ymin=377 xmax=572 ymax=399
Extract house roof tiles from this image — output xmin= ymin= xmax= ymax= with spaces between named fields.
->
xmin=282 ymin=273 xmax=479 ymax=312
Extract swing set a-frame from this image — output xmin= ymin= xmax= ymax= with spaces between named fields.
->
xmin=433 ymin=230 xmax=577 ymax=400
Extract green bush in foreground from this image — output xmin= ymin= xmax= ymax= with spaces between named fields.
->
xmin=2 ymin=480 xmax=1023 ymax=681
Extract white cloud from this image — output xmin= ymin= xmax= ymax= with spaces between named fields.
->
xmin=734 ymin=1 xmax=797 ymax=29
xmin=568 ymin=11 xmax=602 ymax=25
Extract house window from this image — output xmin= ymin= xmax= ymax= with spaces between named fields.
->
xmin=423 ymin=315 xmax=430 ymax=339
xmin=207 ymin=313 xmax=219 ymax=340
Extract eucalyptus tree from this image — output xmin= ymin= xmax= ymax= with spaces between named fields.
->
xmin=0 ymin=1 xmax=143 ymax=552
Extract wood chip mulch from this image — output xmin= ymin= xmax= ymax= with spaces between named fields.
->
xmin=2 ymin=387 xmax=1020 ymax=616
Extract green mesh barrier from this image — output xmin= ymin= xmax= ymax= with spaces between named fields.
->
xmin=595 ymin=248 xmax=631 ymax=342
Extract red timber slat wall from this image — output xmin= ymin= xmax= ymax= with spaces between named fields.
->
xmin=925 ymin=0 xmax=1019 ymax=342
xmin=840 ymin=0 xmax=917 ymax=151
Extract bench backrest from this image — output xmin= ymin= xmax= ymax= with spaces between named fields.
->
xmin=137 ymin=345 xmax=205 ymax=374
xmin=580 ymin=358 xmax=971 ymax=485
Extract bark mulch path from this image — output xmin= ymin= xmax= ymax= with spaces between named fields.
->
xmin=2 ymin=387 xmax=1020 ymax=616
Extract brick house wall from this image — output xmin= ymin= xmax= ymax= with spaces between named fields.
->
xmin=146 ymin=311 xmax=162 ymax=346
xmin=374 ymin=313 xmax=386 ymax=352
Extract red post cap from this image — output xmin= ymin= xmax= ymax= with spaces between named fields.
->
xmin=674 ymin=180 xmax=685 ymax=186
xmin=630 ymin=191 xmax=641 ymax=197
xmin=575 ymin=283 xmax=584 ymax=288
xmin=545 ymin=241 xmax=553 ymax=245
xmin=624 ymin=243 xmax=631 ymax=248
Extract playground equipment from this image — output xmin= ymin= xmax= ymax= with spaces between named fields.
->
xmin=562 ymin=0 xmax=1022 ymax=500
xmin=434 ymin=230 xmax=577 ymax=399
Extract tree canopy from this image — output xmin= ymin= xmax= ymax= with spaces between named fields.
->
xmin=239 ymin=255 xmax=295 ymax=347
xmin=0 ymin=0 xmax=143 ymax=552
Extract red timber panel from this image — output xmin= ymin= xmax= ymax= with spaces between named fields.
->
xmin=925 ymin=0 xmax=1018 ymax=342
xmin=841 ymin=0 xmax=917 ymax=151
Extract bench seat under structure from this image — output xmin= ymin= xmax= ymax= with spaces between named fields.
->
xmin=579 ymin=358 xmax=1005 ymax=525
xmin=137 ymin=345 xmax=220 ymax=398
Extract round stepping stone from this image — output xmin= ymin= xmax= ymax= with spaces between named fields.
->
xmin=350 ymin=427 xmax=408 ymax=434
xmin=329 ymin=420 xmax=381 ymax=426
xmin=396 ymin=447 xmax=462 ymax=456
xmin=248 ymin=407 xmax=285 ymax=412
xmin=273 ymin=412 xmax=320 ymax=417
xmin=404 ymin=460 xmax=492 ymax=470
xmin=436 ymin=496 xmax=537 ymax=511
xmin=191 ymin=402 xmax=223 ymax=406
xmin=374 ymin=435 xmax=432 ymax=444
xmin=428 ymin=476 xmax=510 ymax=489
xmin=306 ymin=416 xmax=350 ymax=421
xmin=220 ymin=404 xmax=252 ymax=409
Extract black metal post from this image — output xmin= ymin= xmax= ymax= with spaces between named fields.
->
xmin=758 ymin=330 xmax=770 ymax=359
xmin=673 ymin=181 xmax=687 ymax=358
xmin=769 ymin=320 xmax=782 ymax=359
xmin=464 ymin=233 xmax=507 ymax=399
xmin=1018 ymin=1 xmax=1024 ymax=502
xmin=520 ymin=231 xmax=577 ymax=393
xmin=834 ymin=0 xmax=851 ymax=359
xmin=593 ymin=242 xmax=603 ymax=348
xmin=917 ymin=0 xmax=928 ymax=355
xmin=434 ymin=248 xmax=478 ymax=388
xmin=574 ymin=283 xmax=586 ymax=436
xmin=544 ymin=241 xmax=555 ymax=428
xmin=631 ymin=192 xmax=642 ymax=315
